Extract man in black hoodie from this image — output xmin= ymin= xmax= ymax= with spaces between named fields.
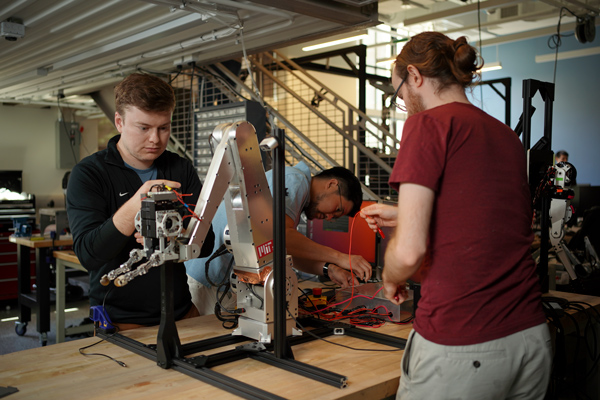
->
xmin=67 ymin=73 xmax=214 ymax=330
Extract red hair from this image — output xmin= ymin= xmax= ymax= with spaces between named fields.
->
xmin=394 ymin=32 xmax=483 ymax=93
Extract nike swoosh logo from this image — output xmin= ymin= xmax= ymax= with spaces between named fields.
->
xmin=119 ymin=192 xmax=128 ymax=197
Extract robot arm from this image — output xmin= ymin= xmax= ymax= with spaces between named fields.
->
xmin=102 ymin=121 xmax=274 ymax=286
xmin=100 ymin=121 xmax=300 ymax=342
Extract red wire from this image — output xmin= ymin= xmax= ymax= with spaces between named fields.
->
xmin=169 ymin=188 xmax=201 ymax=221
xmin=308 ymin=285 xmax=384 ymax=315
xmin=330 ymin=210 xmax=362 ymax=318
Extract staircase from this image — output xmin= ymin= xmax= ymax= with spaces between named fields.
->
xmin=169 ymin=50 xmax=401 ymax=202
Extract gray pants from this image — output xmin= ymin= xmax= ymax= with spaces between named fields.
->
xmin=397 ymin=323 xmax=552 ymax=400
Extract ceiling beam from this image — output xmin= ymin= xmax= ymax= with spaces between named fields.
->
xmin=52 ymin=13 xmax=207 ymax=71
xmin=245 ymin=0 xmax=379 ymax=25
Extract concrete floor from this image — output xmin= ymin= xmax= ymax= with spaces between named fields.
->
xmin=0 ymin=297 xmax=91 ymax=355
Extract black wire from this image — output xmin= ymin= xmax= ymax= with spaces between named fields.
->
xmin=542 ymin=297 xmax=600 ymax=399
xmin=562 ymin=310 xmax=584 ymax=393
xmin=168 ymin=65 xmax=183 ymax=84
xmin=204 ymin=244 xmax=231 ymax=287
xmin=78 ymin=286 xmax=127 ymax=367
xmin=56 ymin=96 xmax=79 ymax=166
xmin=289 ymin=309 xmax=401 ymax=352
xmin=214 ymin=281 xmax=239 ymax=329
xmin=548 ymin=7 xmax=578 ymax=84
xmin=78 ymin=332 xmax=126 ymax=368
xmin=213 ymin=257 xmax=241 ymax=329
xmin=196 ymin=65 xmax=252 ymax=102
xmin=566 ymin=302 xmax=600 ymax=381
xmin=297 ymin=287 xmax=321 ymax=317
xmin=570 ymin=301 xmax=600 ymax=321
xmin=187 ymin=64 xmax=195 ymax=154
xmin=249 ymin=284 xmax=264 ymax=309
xmin=542 ymin=299 xmax=565 ymax=399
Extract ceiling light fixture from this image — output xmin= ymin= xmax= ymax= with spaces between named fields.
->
xmin=376 ymin=56 xmax=397 ymax=68
xmin=479 ymin=61 xmax=502 ymax=72
xmin=535 ymin=46 xmax=600 ymax=63
xmin=302 ymin=34 xmax=369 ymax=52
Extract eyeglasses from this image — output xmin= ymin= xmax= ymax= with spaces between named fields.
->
xmin=390 ymin=78 xmax=406 ymax=112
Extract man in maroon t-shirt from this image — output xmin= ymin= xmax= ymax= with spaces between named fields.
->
xmin=361 ymin=32 xmax=551 ymax=399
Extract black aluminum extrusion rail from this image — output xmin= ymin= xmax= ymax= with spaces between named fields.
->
xmin=97 ymin=330 xmax=285 ymax=400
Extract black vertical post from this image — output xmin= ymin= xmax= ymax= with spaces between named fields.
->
xmin=522 ymin=79 xmax=533 ymax=150
xmin=16 ymin=244 xmax=31 ymax=325
xmin=356 ymin=45 xmax=367 ymax=175
xmin=36 ymin=248 xmax=50 ymax=335
xmin=539 ymin=197 xmax=550 ymax=293
xmin=520 ymin=79 xmax=555 ymax=294
xmin=543 ymin=84 xmax=554 ymax=146
xmin=156 ymin=261 xmax=181 ymax=368
xmin=504 ymin=79 xmax=511 ymax=129
xmin=273 ymin=128 xmax=287 ymax=359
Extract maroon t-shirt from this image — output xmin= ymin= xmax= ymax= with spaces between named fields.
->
xmin=389 ymin=102 xmax=545 ymax=346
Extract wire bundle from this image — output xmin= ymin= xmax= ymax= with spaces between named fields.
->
xmin=543 ymin=297 xmax=600 ymax=399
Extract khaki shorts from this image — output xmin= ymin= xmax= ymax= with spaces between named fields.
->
xmin=397 ymin=323 xmax=552 ymax=400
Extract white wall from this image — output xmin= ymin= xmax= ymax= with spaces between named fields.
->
xmin=0 ymin=105 xmax=98 ymax=221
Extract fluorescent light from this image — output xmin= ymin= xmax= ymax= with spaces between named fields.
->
xmin=479 ymin=61 xmax=502 ymax=72
xmin=50 ymin=0 xmax=121 ymax=33
xmin=1 ymin=317 xmax=18 ymax=322
xmin=376 ymin=56 xmax=396 ymax=68
xmin=53 ymin=13 xmax=205 ymax=70
xmin=536 ymin=46 xmax=600 ymax=63
xmin=24 ymin=0 xmax=77 ymax=26
xmin=302 ymin=34 xmax=369 ymax=52
xmin=0 ymin=67 xmax=49 ymax=87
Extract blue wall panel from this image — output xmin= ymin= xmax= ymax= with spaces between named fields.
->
xmin=468 ymin=31 xmax=600 ymax=185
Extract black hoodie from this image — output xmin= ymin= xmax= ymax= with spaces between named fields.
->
xmin=67 ymin=134 xmax=214 ymax=325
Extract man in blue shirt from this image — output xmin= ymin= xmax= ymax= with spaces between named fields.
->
xmin=185 ymin=161 xmax=371 ymax=314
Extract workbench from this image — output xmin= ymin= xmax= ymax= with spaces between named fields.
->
xmin=1 ymin=290 xmax=598 ymax=399
xmin=8 ymin=235 xmax=73 ymax=345
xmin=0 ymin=313 xmax=411 ymax=400
xmin=53 ymin=250 xmax=93 ymax=343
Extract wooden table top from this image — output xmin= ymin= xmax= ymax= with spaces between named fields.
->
xmin=53 ymin=250 xmax=80 ymax=264
xmin=9 ymin=235 xmax=73 ymax=248
xmin=1 ymin=289 xmax=597 ymax=400
xmin=0 ymin=314 xmax=411 ymax=400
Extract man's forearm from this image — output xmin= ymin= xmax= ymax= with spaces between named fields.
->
xmin=382 ymin=183 xmax=434 ymax=287
xmin=285 ymin=228 xmax=344 ymax=266
xmin=383 ymin=234 xmax=424 ymax=283
xmin=290 ymin=256 xmax=324 ymax=276
xmin=112 ymin=197 xmax=140 ymax=236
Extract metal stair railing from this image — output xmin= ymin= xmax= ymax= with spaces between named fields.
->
xmin=205 ymin=63 xmax=380 ymax=201
xmin=250 ymin=57 xmax=392 ymax=173
xmin=247 ymin=51 xmax=399 ymax=201
xmin=168 ymin=134 xmax=194 ymax=162
xmin=270 ymin=50 xmax=400 ymax=155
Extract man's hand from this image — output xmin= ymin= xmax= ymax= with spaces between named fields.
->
xmin=113 ymin=179 xmax=181 ymax=237
xmin=360 ymin=204 xmax=398 ymax=233
xmin=379 ymin=183 xmax=435 ymax=305
xmin=336 ymin=254 xmax=372 ymax=282
xmin=328 ymin=264 xmax=359 ymax=289
xmin=382 ymin=266 xmax=409 ymax=305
